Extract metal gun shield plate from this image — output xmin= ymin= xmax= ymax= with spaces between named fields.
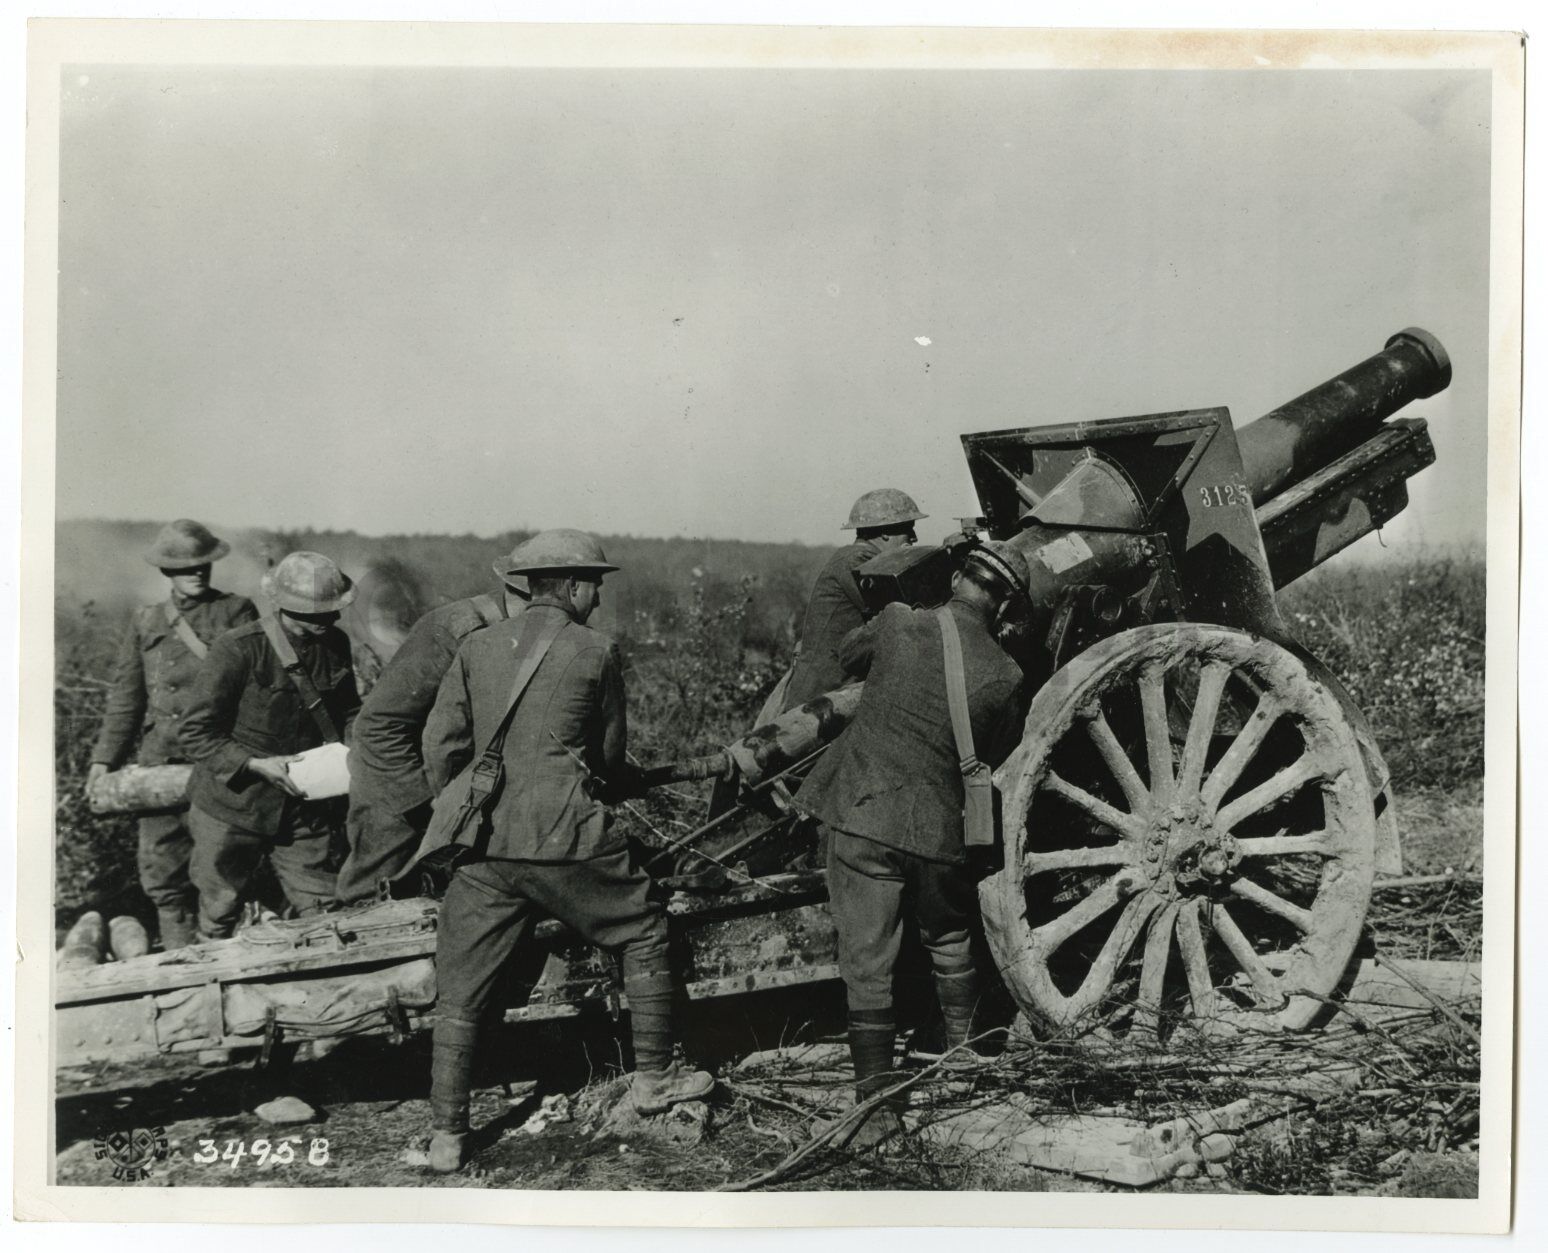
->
xmin=963 ymin=409 xmax=1284 ymax=637
xmin=980 ymin=623 xmax=1376 ymax=1038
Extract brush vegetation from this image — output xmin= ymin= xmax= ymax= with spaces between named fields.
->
xmin=51 ymin=522 xmax=1485 ymax=1196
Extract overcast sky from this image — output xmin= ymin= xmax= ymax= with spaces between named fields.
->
xmin=56 ymin=66 xmax=1491 ymax=551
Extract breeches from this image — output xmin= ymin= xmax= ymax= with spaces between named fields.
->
xmin=336 ymin=794 xmax=430 ymax=904
xmin=826 ymin=828 xmax=976 ymax=1012
xmin=136 ymin=811 xmax=194 ymax=910
xmin=434 ymin=847 xmax=670 ymax=1027
xmin=188 ymin=806 xmax=339 ymax=938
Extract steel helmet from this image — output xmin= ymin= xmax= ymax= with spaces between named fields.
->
xmin=143 ymin=519 xmax=230 ymax=570
xmin=261 ymin=551 xmax=357 ymax=614
xmin=842 ymin=488 xmax=926 ymax=530
xmin=963 ymin=540 xmax=1032 ymax=608
xmin=489 ymin=545 xmax=532 ymax=597
xmin=498 ymin=528 xmax=619 ymax=578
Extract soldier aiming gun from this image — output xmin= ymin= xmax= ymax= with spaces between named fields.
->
xmin=780 ymin=488 xmax=926 ymax=713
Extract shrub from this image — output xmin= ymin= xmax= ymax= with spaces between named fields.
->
xmin=54 ymin=599 xmax=139 ymax=922
xmin=1278 ymin=556 xmax=1485 ymax=792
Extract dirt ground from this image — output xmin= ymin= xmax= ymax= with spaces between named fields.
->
xmin=52 ymin=1026 xmax=1179 ymax=1194
xmin=53 ymin=789 xmax=1484 ymax=1196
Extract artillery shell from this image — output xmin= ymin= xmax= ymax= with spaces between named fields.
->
xmin=57 ymin=910 xmax=106 ymax=970
xmin=88 ymin=764 xmax=192 ymax=816
xmin=108 ymin=915 xmax=151 ymax=961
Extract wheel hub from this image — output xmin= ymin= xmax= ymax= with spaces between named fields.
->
xmin=1142 ymin=802 xmax=1242 ymax=895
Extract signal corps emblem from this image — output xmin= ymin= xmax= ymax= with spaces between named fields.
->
xmin=93 ymin=1125 xmax=170 ymax=1181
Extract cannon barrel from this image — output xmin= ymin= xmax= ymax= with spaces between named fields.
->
xmin=1238 ymin=327 xmax=1450 ymax=506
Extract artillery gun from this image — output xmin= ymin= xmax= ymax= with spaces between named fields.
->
xmin=55 ymin=329 xmax=1449 ymax=1067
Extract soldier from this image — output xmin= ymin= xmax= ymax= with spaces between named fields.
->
xmin=780 ymin=488 xmax=926 ymax=712
xmin=179 ymin=551 xmax=362 ymax=939
xmin=794 ymin=542 xmax=1030 ymax=1149
xmin=333 ymin=549 xmax=533 ymax=904
xmin=86 ymin=520 xmax=258 ymax=951
xmin=420 ymin=529 xmax=713 ymax=1173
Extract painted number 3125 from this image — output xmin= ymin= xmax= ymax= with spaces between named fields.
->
xmin=192 ymin=1137 xmax=330 ymax=1168
xmin=1199 ymin=482 xmax=1252 ymax=509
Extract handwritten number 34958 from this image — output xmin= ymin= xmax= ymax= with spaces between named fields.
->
xmin=192 ymin=1137 xmax=330 ymax=1168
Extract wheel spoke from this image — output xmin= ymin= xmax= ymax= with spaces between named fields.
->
xmin=1215 ymin=755 xmax=1324 ymax=832
xmin=1041 ymin=770 xmax=1146 ymax=839
xmin=1032 ymin=871 xmax=1132 ymax=954
xmin=1174 ymin=898 xmax=1216 ymax=1017
xmin=1072 ymin=891 xmax=1162 ymax=1015
xmin=1133 ymin=900 xmax=1180 ymax=1038
xmin=1024 ymin=844 xmax=1132 ymax=876
xmin=1139 ymin=665 xmax=1175 ymax=804
xmin=1205 ymin=903 xmax=1286 ymax=1007
xmin=1177 ymin=660 xmax=1231 ymax=796
xmin=1200 ymin=692 xmax=1283 ymax=811
xmin=1235 ymin=831 xmax=1334 ymax=858
xmin=1084 ymin=709 xmax=1149 ymax=812
xmin=1229 ymin=876 xmax=1314 ymax=931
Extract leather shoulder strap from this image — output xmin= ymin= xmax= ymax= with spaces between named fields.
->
xmin=163 ymin=601 xmax=209 ymax=660
xmin=937 ymin=607 xmax=996 ymax=848
xmin=454 ymin=613 xmax=568 ymax=826
xmin=259 ymin=615 xmax=341 ymax=743
xmin=482 ymin=613 xmax=566 ymax=759
xmin=937 ymin=608 xmax=976 ymax=768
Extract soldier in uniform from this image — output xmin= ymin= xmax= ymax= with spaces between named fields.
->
xmin=334 ymin=549 xmax=533 ymax=904
xmin=420 ymin=529 xmax=713 ymax=1173
xmin=794 ymin=542 xmax=1030 ymax=1148
xmin=780 ymin=488 xmax=926 ymax=712
xmin=179 ymin=551 xmax=362 ymax=939
xmin=87 ymin=519 xmax=257 ymax=950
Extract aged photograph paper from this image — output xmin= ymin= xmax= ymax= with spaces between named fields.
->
xmin=16 ymin=20 xmax=1522 ymax=1232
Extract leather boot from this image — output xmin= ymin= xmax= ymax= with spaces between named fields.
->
xmin=631 ymin=1059 xmax=716 ymax=1115
xmin=624 ymin=972 xmax=714 ymax=1114
xmin=428 ymin=1016 xmax=478 ymax=1168
xmin=829 ymin=1009 xmax=903 ymax=1150
xmin=428 ymin=1130 xmax=468 ymax=1174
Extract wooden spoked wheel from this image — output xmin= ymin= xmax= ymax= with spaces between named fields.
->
xmin=980 ymin=624 xmax=1376 ymax=1039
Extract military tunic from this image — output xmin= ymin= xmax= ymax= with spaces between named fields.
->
xmin=336 ymin=593 xmax=513 ymax=902
xmin=423 ymin=602 xmax=628 ymax=863
xmin=92 ymin=591 xmax=258 ymax=771
xmin=178 ymin=618 xmax=361 ymax=936
xmin=795 ymin=600 xmax=1024 ymax=1012
xmin=780 ymin=538 xmax=883 ymax=711
xmin=423 ymin=601 xmax=668 ymax=1049
xmin=90 ymin=590 xmax=257 ymax=927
